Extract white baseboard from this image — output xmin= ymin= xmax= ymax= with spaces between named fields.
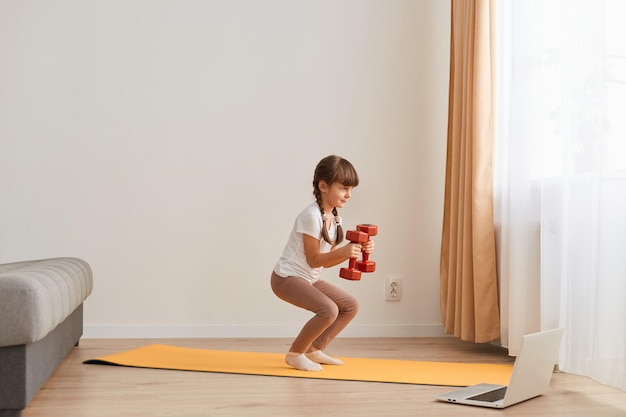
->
xmin=83 ymin=324 xmax=449 ymax=339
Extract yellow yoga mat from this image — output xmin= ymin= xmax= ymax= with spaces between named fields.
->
xmin=84 ymin=344 xmax=513 ymax=387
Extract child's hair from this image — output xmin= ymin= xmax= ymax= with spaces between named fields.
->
xmin=312 ymin=155 xmax=360 ymax=245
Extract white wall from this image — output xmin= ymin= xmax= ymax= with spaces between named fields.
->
xmin=0 ymin=0 xmax=451 ymax=338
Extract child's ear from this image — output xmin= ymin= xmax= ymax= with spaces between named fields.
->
xmin=318 ymin=180 xmax=329 ymax=192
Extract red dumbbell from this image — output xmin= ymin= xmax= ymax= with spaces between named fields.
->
xmin=356 ymin=224 xmax=378 ymax=273
xmin=339 ymin=229 xmax=369 ymax=281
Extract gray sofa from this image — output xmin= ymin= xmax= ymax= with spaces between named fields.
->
xmin=0 ymin=258 xmax=93 ymax=417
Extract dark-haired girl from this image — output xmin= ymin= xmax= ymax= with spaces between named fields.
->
xmin=271 ymin=155 xmax=374 ymax=371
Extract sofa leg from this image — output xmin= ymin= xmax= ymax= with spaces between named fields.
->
xmin=0 ymin=409 xmax=23 ymax=417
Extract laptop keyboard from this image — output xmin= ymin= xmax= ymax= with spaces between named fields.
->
xmin=467 ymin=386 xmax=508 ymax=402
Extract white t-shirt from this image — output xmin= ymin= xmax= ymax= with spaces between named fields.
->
xmin=273 ymin=202 xmax=337 ymax=283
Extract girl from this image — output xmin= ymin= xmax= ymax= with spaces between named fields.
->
xmin=271 ymin=155 xmax=374 ymax=371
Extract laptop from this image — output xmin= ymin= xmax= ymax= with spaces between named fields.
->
xmin=435 ymin=328 xmax=565 ymax=409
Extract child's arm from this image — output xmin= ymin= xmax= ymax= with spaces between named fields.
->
xmin=302 ymin=234 xmax=364 ymax=269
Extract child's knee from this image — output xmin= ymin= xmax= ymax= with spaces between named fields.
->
xmin=318 ymin=302 xmax=339 ymax=323
xmin=345 ymin=298 xmax=359 ymax=317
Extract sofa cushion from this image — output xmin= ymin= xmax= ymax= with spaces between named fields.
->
xmin=0 ymin=258 xmax=93 ymax=346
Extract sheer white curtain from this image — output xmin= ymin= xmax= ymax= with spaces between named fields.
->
xmin=495 ymin=0 xmax=626 ymax=391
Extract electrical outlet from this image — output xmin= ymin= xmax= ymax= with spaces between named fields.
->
xmin=385 ymin=277 xmax=402 ymax=301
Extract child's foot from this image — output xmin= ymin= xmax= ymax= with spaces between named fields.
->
xmin=305 ymin=350 xmax=344 ymax=365
xmin=286 ymin=352 xmax=323 ymax=371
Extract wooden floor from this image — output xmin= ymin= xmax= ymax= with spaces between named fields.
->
xmin=23 ymin=337 xmax=625 ymax=417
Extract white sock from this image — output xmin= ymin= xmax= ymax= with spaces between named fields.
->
xmin=306 ymin=350 xmax=344 ymax=366
xmin=286 ymin=352 xmax=323 ymax=371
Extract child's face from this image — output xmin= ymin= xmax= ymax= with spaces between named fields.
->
xmin=320 ymin=181 xmax=354 ymax=210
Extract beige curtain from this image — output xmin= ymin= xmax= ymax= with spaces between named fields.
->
xmin=439 ymin=0 xmax=499 ymax=343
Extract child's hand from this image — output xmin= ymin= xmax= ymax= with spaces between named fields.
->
xmin=363 ymin=239 xmax=375 ymax=254
xmin=345 ymin=243 xmax=363 ymax=259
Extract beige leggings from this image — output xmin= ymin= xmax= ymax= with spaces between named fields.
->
xmin=271 ymin=272 xmax=359 ymax=354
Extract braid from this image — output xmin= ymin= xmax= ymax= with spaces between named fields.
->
xmin=317 ymin=197 xmax=333 ymax=245
xmin=333 ymin=207 xmax=344 ymax=244
xmin=316 ymin=198 xmax=344 ymax=245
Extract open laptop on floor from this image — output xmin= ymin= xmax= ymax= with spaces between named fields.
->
xmin=435 ymin=328 xmax=564 ymax=409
